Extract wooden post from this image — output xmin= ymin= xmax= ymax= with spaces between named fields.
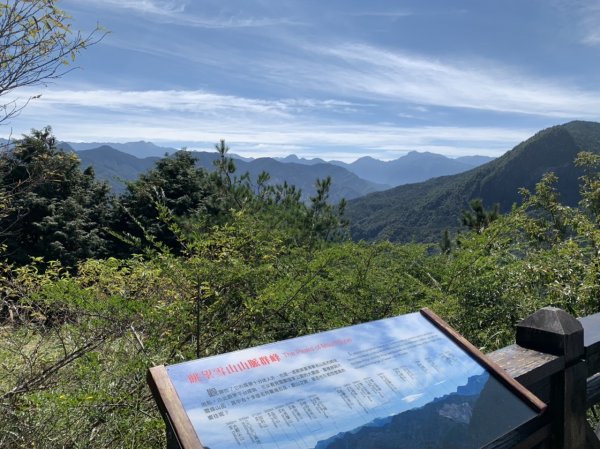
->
xmin=147 ymin=365 xmax=204 ymax=449
xmin=516 ymin=307 xmax=587 ymax=449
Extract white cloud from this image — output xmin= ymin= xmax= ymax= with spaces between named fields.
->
xmin=260 ymin=43 xmax=600 ymax=119
xmin=16 ymin=88 xmax=355 ymax=118
xmin=105 ymin=36 xmax=600 ymax=122
xmin=84 ymin=0 xmax=297 ymax=28
xmin=575 ymin=2 xmax=600 ymax=46
xmin=3 ymin=87 xmax=536 ymax=161
xmin=94 ymin=0 xmax=187 ymax=15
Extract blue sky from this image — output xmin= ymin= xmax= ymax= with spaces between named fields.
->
xmin=4 ymin=0 xmax=600 ymax=161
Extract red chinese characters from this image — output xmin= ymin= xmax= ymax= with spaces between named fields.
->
xmin=187 ymin=353 xmax=282 ymax=384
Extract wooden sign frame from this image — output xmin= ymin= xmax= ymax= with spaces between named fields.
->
xmin=148 ymin=364 xmax=204 ymax=449
xmin=148 ymin=308 xmax=547 ymax=449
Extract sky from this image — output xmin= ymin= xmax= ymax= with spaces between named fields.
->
xmin=3 ymin=0 xmax=600 ymax=161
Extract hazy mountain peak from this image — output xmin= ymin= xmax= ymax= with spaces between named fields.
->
xmin=403 ymin=150 xmax=446 ymax=159
xmin=64 ymin=140 xmax=177 ymax=157
xmin=354 ymin=155 xmax=378 ymax=162
xmin=275 ymin=154 xmax=327 ymax=165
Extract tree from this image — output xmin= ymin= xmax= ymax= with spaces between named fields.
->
xmin=116 ymin=150 xmax=220 ymax=252
xmin=0 ymin=127 xmax=114 ymax=266
xmin=0 ymin=0 xmax=103 ymax=124
xmin=575 ymin=151 xmax=600 ymax=221
xmin=0 ymin=2 xmax=103 ymax=255
xmin=461 ymin=198 xmax=500 ymax=234
xmin=306 ymin=176 xmax=348 ymax=244
xmin=440 ymin=229 xmax=452 ymax=254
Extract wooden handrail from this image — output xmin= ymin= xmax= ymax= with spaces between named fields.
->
xmin=487 ymin=307 xmax=600 ymax=449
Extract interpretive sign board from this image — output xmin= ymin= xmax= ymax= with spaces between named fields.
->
xmin=148 ymin=309 xmax=546 ymax=449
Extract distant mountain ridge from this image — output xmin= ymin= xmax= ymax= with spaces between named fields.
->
xmin=330 ymin=152 xmax=494 ymax=187
xmin=75 ymin=146 xmax=385 ymax=202
xmin=238 ymin=158 xmax=388 ymax=203
xmin=72 ymin=143 xmax=494 ymax=201
xmin=275 ymin=154 xmax=328 ymax=165
xmin=273 ymin=152 xmax=494 ymax=187
xmin=77 ymin=146 xmax=160 ymax=192
xmin=63 ymin=140 xmax=494 ymax=188
xmin=65 ymin=140 xmax=177 ymax=158
xmin=346 ymin=120 xmax=600 ymax=243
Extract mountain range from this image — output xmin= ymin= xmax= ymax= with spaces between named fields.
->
xmin=75 ymin=146 xmax=385 ymax=202
xmin=346 ymin=120 xmax=600 ymax=243
xmin=70 ymin=143 xmax=493 ymax=203
xmin=329 ymin=152 xmax=492 ymax=187
xmin=64 ymin=140 xmax=177 ymax=158
xmin=272 ymin=153 xmax=493 ymax=187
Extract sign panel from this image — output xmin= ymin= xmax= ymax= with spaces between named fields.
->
xmin=154 ymin=310 xmax=544 ymax=449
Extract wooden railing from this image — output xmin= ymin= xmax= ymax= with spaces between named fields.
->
xmin=487 ymin=307 xmax=600 ymax=449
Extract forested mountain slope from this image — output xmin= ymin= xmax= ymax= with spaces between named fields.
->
xmin=236 ymin=158 xmax=388 ymax=202
xmin=77 ymin=146 xmax=386 ymax=202
xmin=346 ymin=121 xmax=600 ymax=242
xmin=77 ymin=146 xmax=160 ymax=192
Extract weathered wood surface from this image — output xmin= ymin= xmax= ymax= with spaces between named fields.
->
xmin=147 ymin=365 xmax=204 ymax=449
xmin=516 ymin=307 xmax=584 ymax=362
xmin=488 ymin=345 xmax=563 ymax=387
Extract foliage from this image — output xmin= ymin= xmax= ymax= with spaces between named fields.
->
xmin=576 ymin=151 xmax=600 ymax=219
xmin=0 ymin=127 xmax=114 ymax=266
xmin=116 ymin=140 xmax=349 ymax=255
xmin=460 ymin=198 xmax=499 ymax=233
xmin=440 ymin=229 xmax=453 ymax=254
xmin=0 ymin=217 xmax=428 ymax=447
xmin=0 ymin=0 xmax=103 ymax=124
xmin=115 ymin=150 xmax=220 ymax=253
xmin=0 ymin=257 xmax=168 ymax=447
xmin=7 ymin=1 xmax=600 ymax=447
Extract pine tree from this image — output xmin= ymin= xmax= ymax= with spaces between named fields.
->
xmin=461 ymin=198 xmax=500 ymax=234
xmin=0 ymin=128 xmax=113 ymax=266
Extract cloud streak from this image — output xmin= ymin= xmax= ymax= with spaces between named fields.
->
xmin=261 ymin=43 xmax=600 ymax=119
xmin=96 ymin=0 xmax=187 ymax=15
xmin=571 ymin=1 xmax=600 ymax=46
xmin=85 ymin=0 xmax=298 ymax=28
xmin=100 ymin=36 xmax=600 ymax=121
xmin=19 ymin=88 xmax=356 ymax=117
xmin=5 ymin=87 xmax=536 ymax=160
